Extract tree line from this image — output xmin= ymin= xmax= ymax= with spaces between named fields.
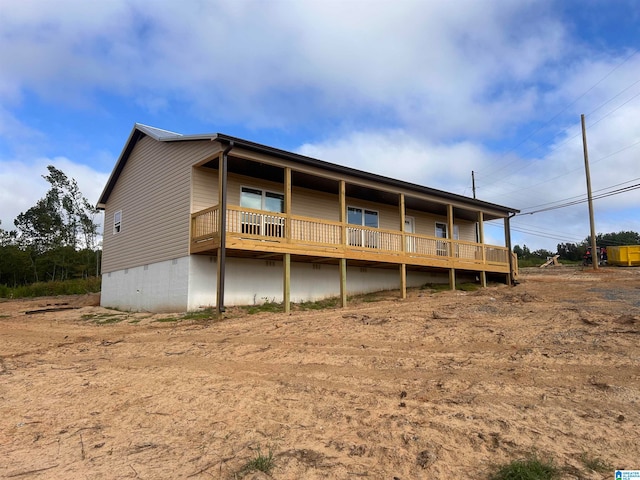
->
xmin=0 ymin=166 xmax=101 ymax=287
xmin=514 ymin=231 xmax=640 ymax=263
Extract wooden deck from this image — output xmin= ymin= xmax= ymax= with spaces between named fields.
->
xmin=191 ymin=205 xmax=510 ymax=273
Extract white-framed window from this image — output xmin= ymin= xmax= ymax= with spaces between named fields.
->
xmin=240 ymin=186 xmax=284 ymax=212
xmin=113 ymin=210 xmax=122 ymax=234
xmin=347 ymin=206 xmax=379 ymax=247
xmin=434 ymin=222 xmax=459 ymax=239
xmin=347 ymin=206 xmax=379 ymax=228
xmin=239 ymin=187 xmax=285 ymax=237
xmin=435 ymin=221 xmax=459 ymax=256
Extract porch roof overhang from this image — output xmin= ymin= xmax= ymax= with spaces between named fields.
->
xmin=97 ymin=124 xmax=520 ymax=220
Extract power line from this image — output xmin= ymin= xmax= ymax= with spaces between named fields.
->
xmin=519 ymin=175 xmax=640 ymax=211
xmin=487 ymin=219 xmax=638 ymax=247
xmin=587 ymin=89 xmax=640 ymax=127
xmin=476 ymin=47 xmax=639 ymax=179
xmin=485 ymin=221 xmax=583 ymax=244
xmin=520 ymin=182 xmax=640 ymax=215
xmin=479 ymin=140 xmax=640 ymax=201
xmin=587 ymin=77 xmax=640 ymax=117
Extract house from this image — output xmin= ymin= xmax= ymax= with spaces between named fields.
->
xmin=97 ymin=124 xmax=519 ymax=313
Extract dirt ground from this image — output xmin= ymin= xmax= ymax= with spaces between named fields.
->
xmin=1 ymin=266 xmax=639 ymax=479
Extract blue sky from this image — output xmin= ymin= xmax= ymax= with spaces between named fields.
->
xmin=1 ymin=0 xmax=639 ymax=251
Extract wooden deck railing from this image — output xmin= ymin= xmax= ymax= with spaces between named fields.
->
xmin=191 ymin=206 xmax=219 ymax=242
xmin=191 ymin=205 xmax=510 ymax=267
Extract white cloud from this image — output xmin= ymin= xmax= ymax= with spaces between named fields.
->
xmin=298 ymin=129 xmax=493 ymax=195
xmin=0 ymin=0 xmax=571 ymax=138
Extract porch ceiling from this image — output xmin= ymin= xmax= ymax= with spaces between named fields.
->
xmin=201 ymin=156 xmax=506 ymax=222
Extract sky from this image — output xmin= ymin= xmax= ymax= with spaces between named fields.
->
xmin=1 ymin=0 xmax=639 ymax=251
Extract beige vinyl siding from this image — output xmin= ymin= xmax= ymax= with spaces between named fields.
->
xmin=456 ymin=220 xmax=477 ymax=242
xmin=191 ymin=167 xmax=218 ymax=212
xmin=292 ymin=187 xmax=340 ymax=221
xmin=406 ymin=210 xmax=440 ymax=236
xmin=408 ymin=210 xmax=477 ymax=241
xmin=190 ymin=168 xmax=480 ymax=240
xmin=102 ymin=137 xmax=217 ymax=273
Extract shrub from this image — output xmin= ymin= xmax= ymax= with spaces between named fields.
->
xmin=489 ymin=453 xmax=560 ymax=480
xmin=241 ymin=447 xmax=274 ymax=475
xmin=0 ymin=277 xmax=101 ymax=299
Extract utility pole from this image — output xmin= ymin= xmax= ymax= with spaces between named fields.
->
xmin=472 ymin=171 xmax=476 ymax=199
xmin=581 ymin=114 xmax=598 ymax=270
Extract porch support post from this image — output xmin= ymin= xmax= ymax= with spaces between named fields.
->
xmin=283 ymin=253 xmax=291 ymax=313
xmin=505 ymin=215 xmax=514 ymax=286
xmin=339 ymin=258 xmax=347 ymax=308
xmin=478 ymin=211 xmax=487 ymax=287
xmin=217 ymin=143 xmax=232 ymax=315
xmin=399 ymin=193 xmax=406 ymax=299
xmin=339 ymin=180 xmax=346 ymax=246
xmin=447 ymin=204 xmax=455 ymax=291
xmin=283 ymin=167 xmax=292 ymax=313
xmin=339 ymin=180 xmax=347 ymax=307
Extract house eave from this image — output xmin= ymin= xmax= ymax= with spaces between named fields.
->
xmin=213 ymin=133 xmax=520 ymax=216
xmin=97 ymin=124 xmax=519 ymax=217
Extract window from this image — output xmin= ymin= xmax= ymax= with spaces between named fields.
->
xmin=240 ymin=187 xmax=285 ymax=237
xmin=240 ymin=187 xmax=284 ymax=212
xmin=347 ymin=206 xmax=379 ymax=248
xmin=435 ymin=222 xmax=447 ymax=256
xmin=435 ymin=222 xmax=459 ymax=256
xmin=113 ymin=210 xmax=122 ymax=234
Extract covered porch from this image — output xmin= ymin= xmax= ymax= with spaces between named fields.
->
xmin=191 ymin=144 xmax=517 ymax=313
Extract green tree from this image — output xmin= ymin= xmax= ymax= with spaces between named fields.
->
xmin=0 ymin=220 xmax=17 ymax=247
xmin=557 ymin=242 xmax=585 ymax=261
xmin=531 ymin=248 xmax=554 ymax=259
xmin=513 ymin=244 xmax=532 ymax=258
xmin=14 ymin=166 xmax=99 ymax=251
xmin=11 ymin=166 xmax=101 ymax=282
xmin=586 ymin=231 xmax=640 ymax=247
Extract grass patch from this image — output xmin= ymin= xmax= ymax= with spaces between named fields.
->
xmin=240 ymin=447 xmax=274 ymax=476
xmin=457 ymin=282 xmax=479 ymax=292
xmin=296 ymin=297 xmax=340 ymax=310
xmin=0 ymin=277 xmax=101 ymax=299
xmin=154 ymin=317 xmax=179 ymax=323
xmin=360 ymin=292 xmax=384 ymax=303
xmin=81 ymin=312 xmax=126 ymax=325
xmin=245 ymin=301 xmax=283 ymax=314
xmin=489 ymin=453 xmax=560 ymax=480
xmin=182 ymin=307 xmax=216 ymax=321
xmin=421 ymin=282 xmax=451 ymax=292
xmin=153 ymin=308 xmax=221 ymax=323
xmin=579 ymin=452 xmax=611 ymax=473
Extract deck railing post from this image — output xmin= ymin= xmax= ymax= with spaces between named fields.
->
xmin=478 ymin=211 xmax=486 ymax=287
